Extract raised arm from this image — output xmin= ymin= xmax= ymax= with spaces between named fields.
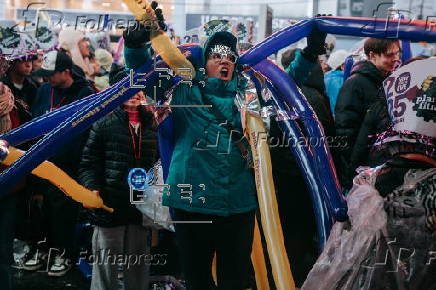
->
xmin=287 ymin=26 xmax=327 ymax=86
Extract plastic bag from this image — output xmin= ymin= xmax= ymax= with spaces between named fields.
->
xmin=135 ymin=161 xmax=175 ymax=232
xmin=302 ymin=166 xmax=387 ymax=290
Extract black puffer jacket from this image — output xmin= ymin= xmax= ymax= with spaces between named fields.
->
xmin=335 ymin=60 xmax=385 ymax=188
xmin=350 ymin=91 xmax=390 ymax=173
xmin=300 ymin=63 xmax=335 ymax=138
xmin=79 ymin=107 xmax=159 ymax=227
xmin=335 ymin=60 xmax=385 ymax=154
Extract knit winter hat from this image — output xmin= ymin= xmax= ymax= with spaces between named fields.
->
xmin=327 ymin=50 xmax=348 ymax=70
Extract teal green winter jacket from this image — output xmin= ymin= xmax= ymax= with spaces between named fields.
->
xmin=124 ymin=43 xmax=257 ymax=216
xmin=123 ymin=38 xmax=316 ymax=216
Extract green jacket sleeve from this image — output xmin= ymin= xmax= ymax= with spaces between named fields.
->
xmin=286 ymin=50 xmax=316 ymax=87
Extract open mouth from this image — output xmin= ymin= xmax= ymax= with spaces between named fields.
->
xmin=220 ymin=67 xmax=229 ymax=78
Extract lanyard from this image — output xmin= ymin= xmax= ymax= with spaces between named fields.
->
xmin=50 ymin=88 xmax=69 ymax=111
xmin=128 ymin=123 xmax=142 ymax=160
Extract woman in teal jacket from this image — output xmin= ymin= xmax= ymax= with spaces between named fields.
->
xmin=124 ymin=24 xmax=257 ymax=288
xmin=122 ymin=4 xmax=324 ymax=287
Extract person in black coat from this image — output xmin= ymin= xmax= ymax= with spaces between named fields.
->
xmin=79 ymin=69 xmax=159 ymax=290
xmin=274 ymin=44 xmax=334 ymax=287
xmin=334 ymin=38 xmax=400 ymax=189
xmin=349 ymin=57 xmax=428 ymax=182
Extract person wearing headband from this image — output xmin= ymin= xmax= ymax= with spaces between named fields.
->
xmin=123 ymin=4 xmax=255 ymax=288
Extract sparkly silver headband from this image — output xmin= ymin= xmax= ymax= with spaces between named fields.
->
xmin=208 ymin=44 xmax=236 ymax=57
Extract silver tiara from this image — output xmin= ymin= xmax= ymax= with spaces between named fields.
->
xmin=208 ymin=44 xmax=235 ymax=56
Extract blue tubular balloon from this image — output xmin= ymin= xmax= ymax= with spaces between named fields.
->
xmin=239 ymin=19 xmax=314 ymax=67
xmin=0 ymin=60 xmax=179 ymax=195
xmin=0 ymin=42 xmax=201 ymax=147
xmin=263 ymin=78 xmax=332 ymax=249
xmin=0 ymin=82 xmax=124 ymax=146
xmin=343 ymin=55 xmax=354 ymax=82
xmin=253 ymin=59 xmax=348 ymax=222
xmin=314 ymin=16 xmax=436 ymax=41
xmin=246 ymin=69 xmax=331 ymax=248
xmin=401 ymin=39 xmax=412 ymax=64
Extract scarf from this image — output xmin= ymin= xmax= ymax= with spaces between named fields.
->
xmin=0 ymin=83 xmax=14 ymax=134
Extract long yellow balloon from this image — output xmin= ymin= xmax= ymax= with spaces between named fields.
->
xmin=1 ymin=147 xmax=113 ymax=212
xmin=251 ymin=217 xmax=270 ymax=290
xmin=123 ymin=0 xmax=196 ymax=80
xmin=245 ymin=112 xmax=295 ymax=290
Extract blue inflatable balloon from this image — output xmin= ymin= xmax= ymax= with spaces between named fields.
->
xmin=4 ymin=16 xmax=436 ymax=244
xmin=401 ymin=40 xmax=412 ymax=64
xmin=247 ymin=70 xmax=333 ymax=249
xmin=0 ymin=81 xmax=122 ymax=146
xmin=239 ymin=19 xmax=314 ymax=67
xmin=251 ymin=59 xmax=348 ymax=222
xmin=0 ymin=59 xmax=174 ymax=195
xmin=314 ymin=16 xmax=436 ymax=41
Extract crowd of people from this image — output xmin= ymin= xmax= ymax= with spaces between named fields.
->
xmin=1 ymin=2 xmax=435 ymax=290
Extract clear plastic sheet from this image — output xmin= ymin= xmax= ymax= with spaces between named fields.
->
xmin=135 ymin=162 xmax=175 ymax=232
xmin=303 ymin=167 xmax=436 ymax=290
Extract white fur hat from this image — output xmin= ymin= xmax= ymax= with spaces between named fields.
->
xmin=327 ymin=49 xmax=348 ymax=70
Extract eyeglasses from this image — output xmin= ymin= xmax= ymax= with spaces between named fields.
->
xmin=383 ymin=50 xmax=401 ymax=58
xmin=209 ymin=52 xmax=238 ymax=64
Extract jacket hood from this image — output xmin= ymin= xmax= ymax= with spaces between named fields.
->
xmin=203 ymin=31 xmax=238 ymax=59
xmin=350 ymin=60 xmax=385 ymax=84
xmin=58 ymin=27 xmax=94 ymax=78
xmin=202 ymin=31 xmax=239 ymax=83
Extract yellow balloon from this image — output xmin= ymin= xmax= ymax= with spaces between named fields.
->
xmin=251 ymin=217 xmax=270 ymax=290
xmin=1 ymin=147 xmax=113 ymax=212
xmin=212 ymin=252 xmax=217 ymax=286
xmin=245 ymin=112 xmax=295 ymax=290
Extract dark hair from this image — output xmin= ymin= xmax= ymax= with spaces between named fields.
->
xmin=364 ymin=38 xmax=400 ymax=57
xmin=281 ymin=48 xmax=299 ymax=69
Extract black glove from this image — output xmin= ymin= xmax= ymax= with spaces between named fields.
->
xmin=302 ymin=26 xmax=327 ymax=62
xmin=151 ymin=1 xmax=167 ymax=32
xmin=123 ymin=1 xmax=167 ymax=49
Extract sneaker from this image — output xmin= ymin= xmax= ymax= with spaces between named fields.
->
xmin=47 ymin=256 xmax=72 ymax=277
xmin=22 ymin=250 xmax=48 ymax=271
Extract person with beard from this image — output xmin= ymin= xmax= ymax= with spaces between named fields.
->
xmin=79 ymin=68 xmax=159 ymax=290
xmin=25 ymin=50 xmax=95 ymax=276
xmin=335 ymin=38 xmax=401 ymax=189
